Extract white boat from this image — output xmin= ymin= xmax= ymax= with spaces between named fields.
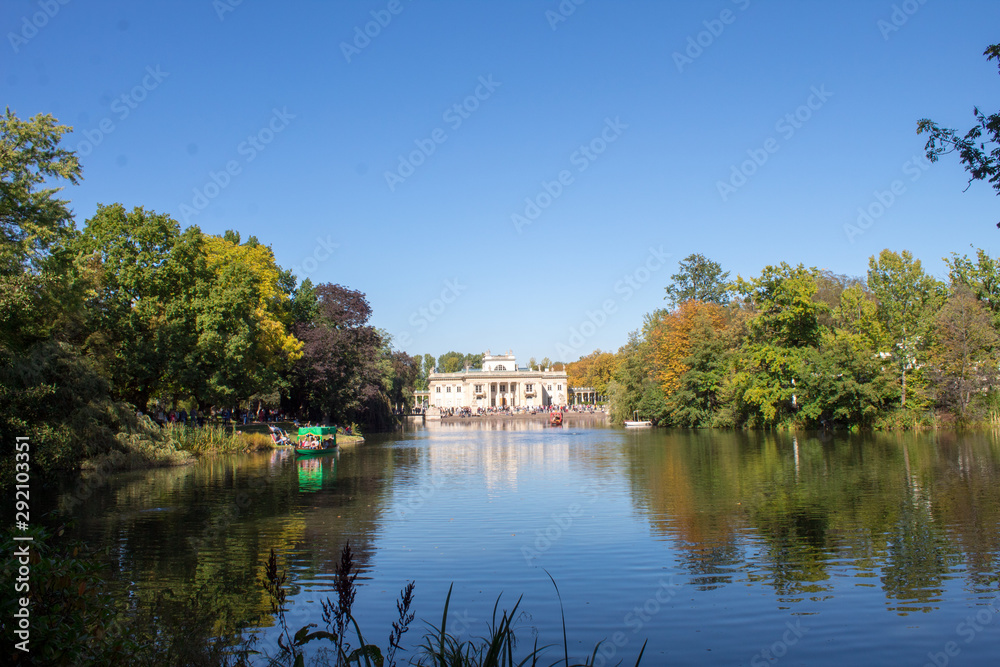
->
xmin=624 ymin=412 xmax=652 ymax=427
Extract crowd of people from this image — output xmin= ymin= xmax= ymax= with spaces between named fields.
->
xmin=433 ymin=405 xmax=607 ymax=418
xmin=140 ymin=405 xmax=292 ymax=427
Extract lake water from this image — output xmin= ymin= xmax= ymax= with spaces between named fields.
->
xmin=52 ymin=422 xmax=1000 ymax=665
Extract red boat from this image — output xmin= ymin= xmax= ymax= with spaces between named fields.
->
xmin=549 ymin=412 xmax=563 ymax=426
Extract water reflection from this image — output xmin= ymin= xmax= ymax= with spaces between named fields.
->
xmin=44 ymin=426 xmax=1000 ymax=664
xmin=624 ymin=430 xmax=1000 ymax=610
xmin=296 ymin=452 xmax=338 ymax=493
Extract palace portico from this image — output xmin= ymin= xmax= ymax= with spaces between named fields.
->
xmin=427 ymin=350 xmax=569 ymax=409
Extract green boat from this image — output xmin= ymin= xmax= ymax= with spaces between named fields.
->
xmin=295 ymin=446 xmax=337 ymax=456
xmin=295 ymin=426 xmax=336 ymax=455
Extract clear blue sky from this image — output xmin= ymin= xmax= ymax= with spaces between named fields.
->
xmin=4 ymin=0 xmax=999 ymax=361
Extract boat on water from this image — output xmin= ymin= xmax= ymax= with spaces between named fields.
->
xmin=549 ymin=412 xmax=563 ymax=426
xmin=624 ymin=411 xmax=652 ymax=427
xmin=296 ymin=446 xmax=337 ymax=456
xmin=295 ymin=426 xmax=337 ymax=454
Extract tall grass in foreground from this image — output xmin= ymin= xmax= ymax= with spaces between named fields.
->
xmin=261 ymin=543 xmax=646 ymax=667
xmin=166 ymin=423 xmax=273 ymax=454
xmin=2 ymin=527 xmax=645 ymax=666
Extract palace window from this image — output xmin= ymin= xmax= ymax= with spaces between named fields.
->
xmin=547 ymin=385 xmax=552 ymax=391
xmin=525 ymin=384 xmax=533 ymax=392
xmin=457 ymin=386 xmax=462 ymax=393
xmin=557 ymin=384 xmax=562 ymax=390
xmin=475 ymin=384 xmax=483 ymax=393
xmin=495 ymin=364 xmax=506 ymax=371
xmin=436 ymin=386 xmax=441 ymax=393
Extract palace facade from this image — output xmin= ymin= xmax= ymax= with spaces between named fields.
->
xmin=427 ymin=350 xmax=569 ymax=409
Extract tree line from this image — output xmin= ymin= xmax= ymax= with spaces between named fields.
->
xmin=0 ymin=110 xmax=422 ymax=485
xmin=571 ymin=250 xmax=1000 ymax=428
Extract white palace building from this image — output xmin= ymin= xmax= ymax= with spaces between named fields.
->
xmin=425 ymin=350 xmax=569 ymax=409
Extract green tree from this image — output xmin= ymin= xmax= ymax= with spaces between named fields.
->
xmin=195 ymin=231 xmax=302 ymax=406
xmin=437 ymin=351 xmax=466 ymax=373
xmin=796 ymin=329 xmax=894 ymax=428
xmin=0 ymin=108 xmax=81 ymax=277
xmin=917 ymin=43 xmax=1000 ymax=225
xmin=666 ymin=307 xmax=732 ymax=427
xmin=867 ymin=250 xmax=944 ymax=408
xmin=75 ymin=204 xmax=206 ymax=408
xmin=608 ymin=331 xmax=661 ymax=423
xmin=414 ymin=352 xmax=434 ymax=390
xmin=0 ymin=113 xmax=180 ymax=486
xmin=944 ymin=247 xmax=1000 ymax=325
xmin=730 ymin=264 xmax=827 ymax=426
xmin=664 ymin=253 xmax=731 ymax=307
xmin=929 ymin=286 xmax=999 ymax=419
xmin=386 ymin=350 xmax=420 ymax=412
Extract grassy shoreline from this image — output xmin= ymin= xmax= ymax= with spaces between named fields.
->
xmin=80 ymin=421 xmax=368 ymax=472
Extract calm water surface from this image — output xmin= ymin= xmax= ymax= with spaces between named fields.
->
xmin=54 ymin=423 xmax=1000 ymax=665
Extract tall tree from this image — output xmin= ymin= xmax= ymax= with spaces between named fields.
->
xmin=197 ymin=230 xmax=302 ymax=405
xmin=387 ymin=350 xmax=420 ymax=412
xmin=867 ymin=250 xmax=944 ymax=408
xmin=651 ymin=300 xmax=726 ymax=398
xmin=731 ymin=263 xmax=827 ymax=426
xmin=929 ymin=286 xmax=999 ymax=419
xmin=917 ymin=43 xmax=1000 ymax=226
xmin=0 ymin=109 xmax=81 ymax=277
xmin=75 ymin=204 xmax=205 ymax=408
xmin=608 ymin=330 xmax=661 ymax=423
xmin=665 ymin=305 xmax=731 ymax=427
xmin=664 ymin=253 xmax=731 ymax=307
xmin=944 ymin=247 xmax=1000 ymax=325
xmin=291 ymin=283 xmax=385 ymax=424
xmin=436 ymin=351 xmax=467 ymax=373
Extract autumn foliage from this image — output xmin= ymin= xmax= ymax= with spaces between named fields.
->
xmin=650 ymin=301 xmax=726 ymax=397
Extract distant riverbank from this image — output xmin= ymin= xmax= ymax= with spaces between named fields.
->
xmin=438 ymin=411 xmax=608 ymax=424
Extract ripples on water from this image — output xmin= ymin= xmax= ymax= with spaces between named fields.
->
xmin=52 ymin=424 xmax=1000 ymax=665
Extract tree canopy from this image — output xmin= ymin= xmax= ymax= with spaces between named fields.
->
xmin=664 ymin=253 xmax=731 ymax=307
xmin=917 ymin=43 xmax=1000 ymax=225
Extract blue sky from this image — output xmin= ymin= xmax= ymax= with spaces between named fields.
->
xmin=4 ymin=0 xmax=999 ymax=361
